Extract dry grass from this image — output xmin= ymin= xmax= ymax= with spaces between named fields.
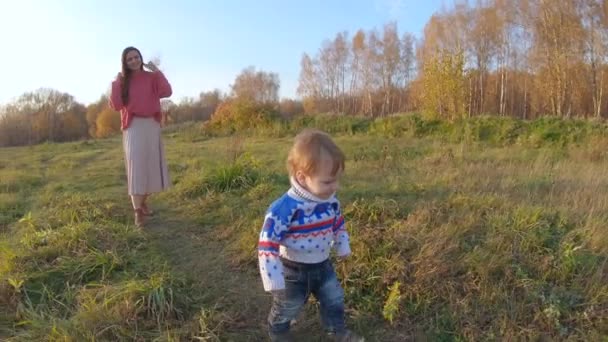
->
xmin=0 ymin=116 xmax=607 ymax=341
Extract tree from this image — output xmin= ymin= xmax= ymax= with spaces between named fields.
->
xmin=580 ymin=0 xmax=608 ymax=117
xmin=231 ymin=66 xmax=280 ymax=104
xmin=0 ymin=88 xmax=87 ymax=146
xmin=199 ymin=89 xmax=223 ymax=118
xmin=422 ymin=49 xmax=468 ymax=121
xmin=86 ymin=95 xmax=110 ymax=138
xmin=95 ymin=108 xmax=121 ymax=138
xmin=297 ymin=53 xmax=322 ymax=113
xmin=279 ymin=98 xmax=305 ymax=118
xmin=527 ymin=0 xmax=584 ymax=117
xmin=378 ymin=22 xmax=401 ymax=116
xmin=350 ymin=30 xmax=367 ymax=113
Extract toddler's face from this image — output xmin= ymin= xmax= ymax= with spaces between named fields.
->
xmin=298 ymin=154 xmax=341 ymax=200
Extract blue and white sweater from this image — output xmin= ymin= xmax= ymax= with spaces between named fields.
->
xmin=257 ymin=178 xmax=351 ymax=291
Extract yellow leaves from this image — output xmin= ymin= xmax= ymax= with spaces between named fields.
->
xmin=383 ymin=281 xmax=402 ymax=325
xmin=95 ymin=108 xmax=121 ymax=138
xmin=422 ymin=49 xmax=468 ymax=121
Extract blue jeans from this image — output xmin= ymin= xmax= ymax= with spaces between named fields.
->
xmin=268 ymin=258 xmax=346 ymax=339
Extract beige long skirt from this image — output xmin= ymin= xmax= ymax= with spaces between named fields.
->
xmin=122 ymin=117 xmax=171 ymax=195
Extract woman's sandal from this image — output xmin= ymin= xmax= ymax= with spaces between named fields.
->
xmin=141 ymin=203 xmax=155 ymax=216
xmin=134 ymin=208 xmax=145 ymax=227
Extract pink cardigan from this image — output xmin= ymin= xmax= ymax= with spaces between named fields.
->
xmin=109 ymin=70 xmax=172 ymax=130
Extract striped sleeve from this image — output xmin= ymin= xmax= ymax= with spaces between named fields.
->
xmin=258 ymin=213 xmax=288 ymax=291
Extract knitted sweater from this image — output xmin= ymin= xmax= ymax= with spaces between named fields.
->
xmin=258 ymin=178 xmax=351 ymax=291
xmin=109 ymin=70 xmax=172 ymax=130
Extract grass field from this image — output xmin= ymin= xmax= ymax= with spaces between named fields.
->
xmin=1 ymin=115 xmax=607 ymax=341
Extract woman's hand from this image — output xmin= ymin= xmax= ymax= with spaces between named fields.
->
xmin=144 ymin=61 xmax=159 ymax=72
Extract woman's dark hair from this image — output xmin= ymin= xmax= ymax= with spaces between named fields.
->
xmin=120 ymin=46 xmax=144 ymax=105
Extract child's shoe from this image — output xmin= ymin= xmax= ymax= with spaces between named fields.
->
xmin=269 ymin=330 xmax=293 ymax=342
xmin=333 ymin=330 xmax=365 ymax=342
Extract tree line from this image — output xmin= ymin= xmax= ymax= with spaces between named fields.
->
xmin=2 ymin=0 xmax=607 ymax=147
xmin=0 ymin=66 xmax=293 ymax=147
xmin=298 ymin=0 xmax=608 ymax=120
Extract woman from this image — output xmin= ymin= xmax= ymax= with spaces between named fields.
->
xmin=109 ymin=46 xmax=172 ymax=227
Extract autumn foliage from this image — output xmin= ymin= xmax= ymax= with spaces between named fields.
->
xmin=3 ymin=1 xmax=608 ymax=147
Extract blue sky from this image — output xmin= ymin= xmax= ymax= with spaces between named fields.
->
xmin=0 ymin=0 xmax=445 ymax=105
